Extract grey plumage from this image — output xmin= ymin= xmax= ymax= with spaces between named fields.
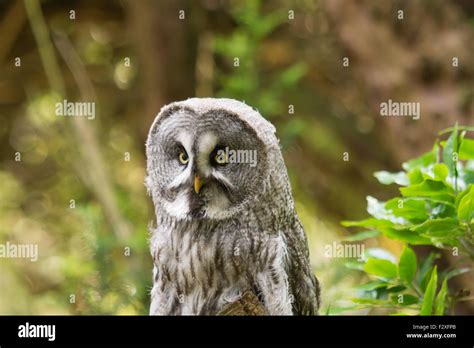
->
xmin=145 ymin=98 xmax=320 ymax=315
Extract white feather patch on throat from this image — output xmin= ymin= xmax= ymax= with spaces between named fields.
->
xmin=163 ymin=190 xmax=190 ymax=219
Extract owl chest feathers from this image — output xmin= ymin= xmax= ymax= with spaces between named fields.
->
xmin=150 ymin=216 xmax=291 ymax=315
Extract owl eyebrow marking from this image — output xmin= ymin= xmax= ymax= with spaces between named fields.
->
xmin=197 ymin=132 xmax=218 ymax=154
xmin=176 ymin=130 xmax=194 ymax=155
xmin=196 ymin=132 xmax=218 ymax=173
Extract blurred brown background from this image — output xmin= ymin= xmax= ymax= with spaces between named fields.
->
xmin=0 ymin=0 xmax=472 ymax=314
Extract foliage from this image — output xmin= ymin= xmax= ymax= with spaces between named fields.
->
xmin=213 ymin=0 xmax=306 ymax=117
xmin=341 ymin=124 xmax=474 ymax=315
xmin=2 ymin=0 xmax=473 ymax=315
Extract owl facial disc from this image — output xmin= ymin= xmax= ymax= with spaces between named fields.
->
xmin=146 ymin=99 xmax=269 ymax=221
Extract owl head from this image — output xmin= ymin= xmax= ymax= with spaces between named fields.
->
xmin=145 ymin=98 xmax=278 ymax=221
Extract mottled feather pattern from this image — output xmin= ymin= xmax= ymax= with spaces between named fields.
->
xmin=146 ymin=98 xmax=320 ymax=315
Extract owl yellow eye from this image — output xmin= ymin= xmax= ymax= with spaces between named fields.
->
xmin=178 ymin=151 xmax=189 ymax=164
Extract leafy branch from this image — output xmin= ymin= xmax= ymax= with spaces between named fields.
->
xmin=339 ymin=124 xmax=474 ymax=315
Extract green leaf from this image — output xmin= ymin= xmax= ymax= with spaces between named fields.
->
xmin=374 ymin=171 xmax=409 ymax=186
xmin=416 ymin=252 xmax=441 ymax=292
xmin=459 ymin=138 xmax=474 ymax=160
xmin=420 ymin=266 xmax=438 ymax=315
xmin=429 ymin=202 xmax=456 ymax=219
xmin=398 ymin=246 xmax=417 ymax=283
xmin=351 ymin=298 xmax=391 ymax=306
xmin=457 ymin=185 xmax=474 ymax=221
xmin=341 ymin=218 xmax=393 ymax=229
xmin=434 ymin=277 xmax=448 ymax=315
xmin=385 ymin=198 xmax=428 ymax=222
xmin=401 ymin=294 xmax=420 ymax=306
xmin=407 ymin=168 xmax=424 ymax=185
xmin=455 ymin=186 xmax=472 ymax=210
xmin=400 ymin=179 xmax=455 ymax=204
xmin=364 ymin=258 xmax=398 ymax=279
xmin=366 ymin=196 xmax=401 ymax=221
xmin=411 ymin=218 xmax=465 ymax=247
xmin=355 ymin=280 xmax=388 ymax=291
xmin=428 ymin=236 xmax=460 ymax=248
xmin=410 ymin=218 xmax=462 ymax=238
xmin=433 ymin=163 xmax=449 ymax=182
xmin=343 ymin=230 xmax=380 ymax=242
xmin=387 ymin=285 xmax=406 ymax=293
xmin=416 ymin=253 xmax=439 ymax=290
xmin=443 ymin=123 xmax=458 ymax=176
xmin=425 ymin=215 xmax=464 ymax=245
xmin=377 ymin=226 xmax=432 ymax=245
xmin=390 ymin=294 xmax=419 ymax=306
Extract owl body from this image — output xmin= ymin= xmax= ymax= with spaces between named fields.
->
xmin=146 ymin=98 xmax=320 ymax=315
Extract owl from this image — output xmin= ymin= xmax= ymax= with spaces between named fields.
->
xmin=145 ymin=98 xmax=320 ymax=315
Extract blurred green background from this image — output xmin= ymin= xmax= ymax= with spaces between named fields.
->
xmin=0 ymin=0 xmax=472 ymax=314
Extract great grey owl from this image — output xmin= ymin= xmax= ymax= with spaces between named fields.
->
xmin=145 ymin=98 xmax=320 ymax=315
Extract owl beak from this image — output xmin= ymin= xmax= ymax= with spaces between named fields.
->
xmin=194 ymin=175 xmax=202 ymax=194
